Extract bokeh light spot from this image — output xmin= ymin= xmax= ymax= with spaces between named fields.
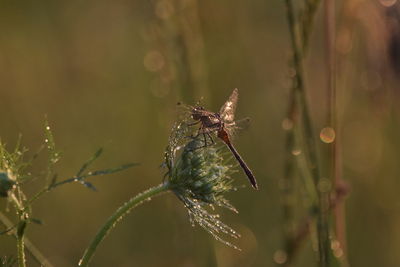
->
xmin=320 ymin=127 xmax=335 ymax=143
xmin=337 ymin=28 xmax=353 ymax=55
xmin=291 ymin=149 xmax=301 ymax=156
xmin=379 ymin=0 xmax=397 ymax=7
xmin=144 ymin=50 xmax=165 ymax=72
xmin=273 ymin=250 xmax=287 ymax=264
xmin=155 ymin=0 xmax=175 ymax=19
xmin=331 ymin=240 xmax=344 ymax=258
xmin=282 ymin=118 xmax=293 ymax=130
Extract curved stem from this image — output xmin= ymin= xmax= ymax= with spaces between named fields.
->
xmin=78 ymin=182 xmax=171 ymax=267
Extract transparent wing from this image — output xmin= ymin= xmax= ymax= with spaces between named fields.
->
xmin=224 ymin=117 xmax=250 ymax=139
xmin=176 ymin=97 xmax=205 ymax=121
xmin=219 ymin=88 xmax=239 ymax=123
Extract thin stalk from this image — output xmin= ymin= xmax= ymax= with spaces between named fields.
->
xmin=283 ymin=193 xmax=346 ymax=267
xmin=284 ymin=0 xmax=321 ymax=185
xmin=324 ymin=0 xmax=348 ymax=265
xmin=283 ymin=0 xmax=328 ymax=266
xmin=0 ymin=212 xmax=53 ymax=267
xmin=8 ymin=192 xmax=27 ymax=267
xmin=149 ymin=0 xmax=208 ymax=103
xmin=79 ymin=182 xmax=171 ymax=267
xmin=301 ymin=0 xmax=322 ymax=53
xmin=175 ymin=0 xmax=209 ymax=101
xmin=281 ymin=92 xmax=297 ymax=264
xmin=281 ymin=8 xmax=305 ymax=261
xmin=319 ymin=0 xmax=337 ymax=266
xmin=26 ymin=162 xmax=136 ymax=209
xmin=16 ymin=220 xmax=27 ymax=267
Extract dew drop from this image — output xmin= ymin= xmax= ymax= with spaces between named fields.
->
xmin=331 ymin=240 xmax=344 ymax=258
xmin=291 ymin=149 xmax=301 ymax=156
xmin=320 ymin=127 xmax=335 ymax=143
xmin=282 ymin=118 xmax=293 ymax=130
xmin=331 ymin=240 xmax=340 ymax=250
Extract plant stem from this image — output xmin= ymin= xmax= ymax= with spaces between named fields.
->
xmin=324 ymin=0 xmax=348 ymax=265
xmin=283 ymin=0 xmax=329 ymax=266
xmin=16 ymin=220 xmax=26 ymax=267
xmin=319 ymin=1 xmax=336 ymax=266
xmin=8 ymin=192 xmax=27 ymax=267
xmin=0 ymin=212 xmax=53 ymax=266
xmin=78 ymin=182 xmax=171 ymax=267
xmin=284 ymin=0 xmax=320 ymax=184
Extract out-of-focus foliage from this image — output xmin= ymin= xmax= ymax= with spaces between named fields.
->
xmin=1 ymin=0 xmax=400 ymax=266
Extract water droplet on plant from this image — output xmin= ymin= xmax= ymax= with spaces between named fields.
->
xmin=331 ymin=240 xmax=344 ymax=258
xmin=291 ymin=149 xmax=301 ymax=156
xmin=320 ymin=127 xmax=335 ymax=143
xmin=282 ymin=118 xmax=293 ymax=130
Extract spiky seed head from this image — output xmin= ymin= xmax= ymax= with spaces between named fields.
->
xmin=164 ymin=121 xmax=241 ymax=249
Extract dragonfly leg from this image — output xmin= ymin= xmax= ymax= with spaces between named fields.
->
xmin=187 ymin=121 xmax=201 ymax=126
xmin=206 ymin=132 xmax=215 ymax=145
xmin=194 ymin=131 xmax=215 ymax=150
xmin=186 ymin=126 xmax=202 ymax=140
xmin=203 ymin=132 xmax=208 ymax=147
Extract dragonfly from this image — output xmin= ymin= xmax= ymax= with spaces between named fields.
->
xmin=188 ymin=88 xmax=258 ymax=190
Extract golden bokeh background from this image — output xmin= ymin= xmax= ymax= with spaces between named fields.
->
xmin=1 ymin=1 xmax=400 ymax=266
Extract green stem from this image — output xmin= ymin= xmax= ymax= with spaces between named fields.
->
xmin=0 ymin=212 xmax=53 ymax=266
xmin=16 ymin=220 xmax=27 ymax=267
xmin=78 ymin=182 xmax=171 ymax=267
xmin=8 ymin=192 xmax=27 ymax=267
xmin=282 ymin=0 xmax=326 ymax=265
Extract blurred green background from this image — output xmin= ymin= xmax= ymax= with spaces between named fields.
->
xmin=1 ymin=0 xmax=400 ymax=266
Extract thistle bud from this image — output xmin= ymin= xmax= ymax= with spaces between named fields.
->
xmin=164 ymin=122 xmax=240 ymax=249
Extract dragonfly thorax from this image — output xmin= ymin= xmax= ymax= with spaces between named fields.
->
xmin=200 ymin=114 xmax=222 ymax=128
xmin=192 ymin=107 xmax=222 ymax=129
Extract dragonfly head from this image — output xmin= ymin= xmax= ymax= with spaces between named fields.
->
xmin=191 ymin=106 xmax=205 ymax=121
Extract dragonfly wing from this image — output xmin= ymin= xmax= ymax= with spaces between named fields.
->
xmin=219 ymin=88 xmax=239 ymax=123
